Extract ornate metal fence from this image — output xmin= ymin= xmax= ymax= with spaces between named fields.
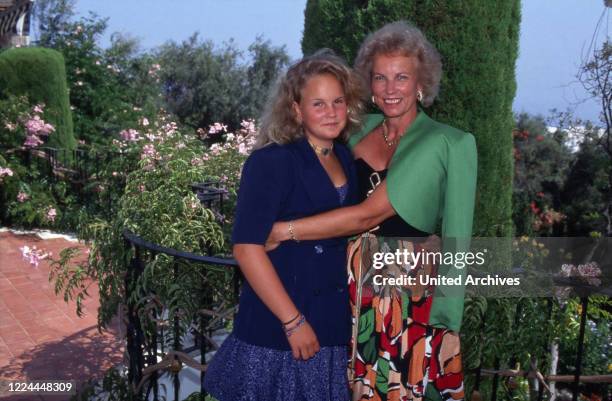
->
xmin=122 ymin=229 xmax=239 ymax=401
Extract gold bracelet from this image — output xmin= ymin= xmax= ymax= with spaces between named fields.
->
xmin=288 ymin=221 xmax=299 ymax=242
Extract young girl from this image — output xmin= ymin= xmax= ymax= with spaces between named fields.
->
xmin=204 ymin=51 xmax=364 ymax=400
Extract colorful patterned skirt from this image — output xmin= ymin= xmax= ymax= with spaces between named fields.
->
xmin=347 ymin=235 xmax=465 ymax=401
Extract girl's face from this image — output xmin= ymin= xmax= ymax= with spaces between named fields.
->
xmin=293 ymin=73 xmax=348 ymax=144
xmin=371 ymin=54 xmax=421 ymax=119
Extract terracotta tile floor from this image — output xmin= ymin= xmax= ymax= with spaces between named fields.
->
xmin=0 ymin=232 xmax=124 ymax=401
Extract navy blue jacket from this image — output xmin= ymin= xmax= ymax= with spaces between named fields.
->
xmin=231 ymin=137 xmax=358 ymax=350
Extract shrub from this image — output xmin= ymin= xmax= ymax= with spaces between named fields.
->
xmin=0 ymin=47 xmax=76 ymax=151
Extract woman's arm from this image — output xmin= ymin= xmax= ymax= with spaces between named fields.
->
xmin=267 ymin=181 xmax=395 ymax=247
xmin=233 ymin=244 xmax=320 ymax=359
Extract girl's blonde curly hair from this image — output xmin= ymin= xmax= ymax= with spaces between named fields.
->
xmin=255 ymin=49 xmax=365 ymax=149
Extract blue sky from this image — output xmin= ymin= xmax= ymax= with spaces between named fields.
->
xmin=74 ymin=0 xmax=609 ymax=123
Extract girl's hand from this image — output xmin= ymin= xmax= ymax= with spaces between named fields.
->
xmin=286 ymin=321 xmax=320 ymax=360
xmin=265 ymin=221 xmax=289 ymax=251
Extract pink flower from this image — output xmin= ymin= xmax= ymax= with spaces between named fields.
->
xmin=20 ymin=245 xmax=50 ymax=268
xmin=141 ymin=144 xmax=157 ymax=159
xmin=25 ymin=116 xmax=42 ymax=133
xmin=577 ymin=262 xmax=601 ymax=278
xmin=240 ymin=119 xmax=256 ymax=134
xmin=0 ymin=167 xmax=14 ymax=178
xmin=38 ymin=123 xmax=55 ymax=136
xmin=238 ymin=142 xmax=248 ymax=155
xmin=46 ymin=207 xmax=57 ymax=222
xmin=138 ymin=184 xmax=146 ymax=192
xmin=33 ymin=104 xmax=44 ymax=114
xmin=24 ymin=116 xmax=54 ymax=136
xmin=120 ymin=129 xmax=140 ymax=142
xmin=208 ymin=122 xmax=228 ymax=135
xmin=0 ymin=167 xmax=14 ymax=183
xmin=4 ymin=122 xmax=16 ymax=131
xmin=24 ymin=134 xmax=44 ymax=148
xmin=140 ymin=117 xmax=150 ymax=127
xmin=16 ymin=192 xmax=29 ymax=202
xmin=209 ymin=143 xmax=222 ymax=156
xmin=162 ymin=122 xmax=178 ymax=136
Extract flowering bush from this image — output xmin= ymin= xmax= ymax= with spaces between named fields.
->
xmin=0 ymin=95 xmax=68 ymax=228
xmin=51 ymin=114 xmax=255 ymax=327
xmin=44 ymin=14 xmax=161 ymax=146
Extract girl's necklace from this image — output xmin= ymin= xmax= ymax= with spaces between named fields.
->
xmin=308 ymin=140 xmax=333 ymax=156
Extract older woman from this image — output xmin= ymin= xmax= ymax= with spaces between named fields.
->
xmin=267 ymin=22 xmax=477 ymax=401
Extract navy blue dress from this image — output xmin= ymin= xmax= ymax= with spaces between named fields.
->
xmin=205 ymin=137 xmax=358 ymax=401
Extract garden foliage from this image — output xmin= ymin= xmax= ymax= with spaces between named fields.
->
xmin=156 ymin=34 xmax=290 ymax=131
xmin=50 ymin=114 xmax=255 ymax=328
xmin=0 ymin=47 xmax=75 ymax=151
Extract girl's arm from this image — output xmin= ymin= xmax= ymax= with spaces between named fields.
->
xmin=267 ymin=181 xmax=395 ymax=247
xmin=233 ymin=244 xmax=320 ymax=360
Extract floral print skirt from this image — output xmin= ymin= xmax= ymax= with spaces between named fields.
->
xmin=347 ymin=235 xmax=465 ymax=401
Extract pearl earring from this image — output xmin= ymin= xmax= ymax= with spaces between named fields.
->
xmin=417 ymin=90 xmax=423 ymax=103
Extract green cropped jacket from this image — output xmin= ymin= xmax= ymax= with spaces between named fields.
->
xmin=348 ymin=111 xmax=478 ymax=332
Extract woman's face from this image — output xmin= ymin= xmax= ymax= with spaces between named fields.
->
xmin=293 ymin=73 xmax=348 ymax=143
xmin=371 ymin=53 xmax=421 ymax=119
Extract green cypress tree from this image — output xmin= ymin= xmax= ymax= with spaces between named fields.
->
xmin=0 ymin=47 xmax=76 ymax=152
xmin=302 ymin=0 xmax=520 ymax=238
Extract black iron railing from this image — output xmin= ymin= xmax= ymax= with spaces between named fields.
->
xmin=122 ymin=229 xmax=239 ymax=401
xmin=470 ymin=278 xmax=612 ymax=401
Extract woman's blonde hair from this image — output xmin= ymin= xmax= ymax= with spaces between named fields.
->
xmin=255 ymin=50 xmax=364 ymax=149
xmin=355 ymin=21 xmax=442 ymax=107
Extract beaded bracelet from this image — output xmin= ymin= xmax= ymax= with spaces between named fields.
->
xmin=288 ymin=221 xmax=299 ymax=242
xmin=283 ymin=314 xmax=306 ymax=337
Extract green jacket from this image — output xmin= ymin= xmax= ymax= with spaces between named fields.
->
xmin=348 ymin=112 xmax=478 ymax=332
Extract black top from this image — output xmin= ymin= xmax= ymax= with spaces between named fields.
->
xmin=355 ymin=158 xmax=430 ymax=237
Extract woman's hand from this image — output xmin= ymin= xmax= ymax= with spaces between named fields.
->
xmin=286 ymin=320 xmax=320 ymax=360
xmin=265 ymin=221 xmax=289 ymax=251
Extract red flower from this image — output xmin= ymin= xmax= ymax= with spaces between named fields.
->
xmin=530 ymin=201 xmax=540 ymax=214
xmin=536 ymin=135 xmax=544 ymax=142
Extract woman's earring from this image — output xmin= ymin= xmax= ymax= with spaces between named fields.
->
xmin=416 ymin=90 xmax=423 ymax=103
xmin=371 ymin=95 xmax=376 ymax=104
